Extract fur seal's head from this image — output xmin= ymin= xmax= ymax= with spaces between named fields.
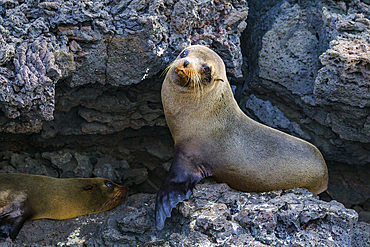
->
xmin=165 ymin=45 xmax=227 ymax=93
xmin=75 ymin=178 xmax=128 ymax=214
xmin=42 ymin=177 xmax=129 ymax=219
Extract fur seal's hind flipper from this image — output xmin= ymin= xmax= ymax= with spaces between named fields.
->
xmin=155 ymin=150 xmax=205 ymax=230
xmin=0 ymin=203 xmax=32 ymax=240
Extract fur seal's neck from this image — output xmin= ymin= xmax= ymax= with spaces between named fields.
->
xmin=162 ymin=72 xmax=242 ymax=144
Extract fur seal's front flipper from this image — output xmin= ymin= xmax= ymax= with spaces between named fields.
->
xmin=155 ymin=148 xmax=206 ymax=230
xmin=0 ymin=203 xmax=33 ymax=240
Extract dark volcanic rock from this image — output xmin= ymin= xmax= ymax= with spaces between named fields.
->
xmin=0 ymin=0 xmax=367 ymax=170
xmin=1 ymin=182 xmax=365 ymax=246
xmin=241 ymin=0 xmax=370 ymax=165
xmin=0 ymin=136 xmax=174 ymax=194
xmin=0 ymin=0 xmax=248 ymax=133
xmin=314 ymin=38 xmax=370 ymax=143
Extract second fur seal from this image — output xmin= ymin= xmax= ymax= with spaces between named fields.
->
xmin=0 ymin=173 xmax=128 ymax=240
xmin=156 ymin=45 xmax=328 ymax=229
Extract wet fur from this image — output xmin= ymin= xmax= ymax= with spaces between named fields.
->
xmin=156 ymin=45 xmax=328 ymax=230
xmin=0 ymin=173 xmax=128 ymax=240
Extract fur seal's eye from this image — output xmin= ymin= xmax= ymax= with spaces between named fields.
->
xmin=84 ymin=185 xmax=94 ymax=191
xmin=180 ymin=50 xmax=188 ymax=58
xmin=203 ymin=64 xmax=211 ymax=74
xmin=105 ymin=181 xmax=113 ymax=187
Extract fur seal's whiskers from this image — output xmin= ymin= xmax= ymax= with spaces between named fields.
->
xmin=197 ymin=73 xmax=203 ymax=102
xmin=189 ymin=69 xmax=203 ymax=105
xmin=161 ymin=61 xmax=174 ymax=77
xmin=100 ymin=189 xmax=125 ymax=211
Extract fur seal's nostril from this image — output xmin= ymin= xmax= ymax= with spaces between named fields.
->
xmin=184 ymin=60 xmax=189 ymax=68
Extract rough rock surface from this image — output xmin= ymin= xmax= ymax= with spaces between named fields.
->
xmin=0 ymin=182 xmax=364 ymax=246
xmin=241 ymin=0 xmax=370 ymax=165
xmin=0 ymin=137 xmax=174 ymax=194
xmin=0 ymin=0 xmax=367 ymax=174
xmin=0 ymin=0 xmax=248 ymax=133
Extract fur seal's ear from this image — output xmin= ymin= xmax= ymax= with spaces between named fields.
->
xmin=155 ymin=150 xmax=205 ymax=230
xmin=0 ymin=204 xmax=33 ymax=240
xmin=83 ymin=185 xmax=95 ymax=191
xmin=213 ymin=76 xmax=224 ymax=82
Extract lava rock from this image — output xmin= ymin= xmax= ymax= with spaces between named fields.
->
xmin=0 ymin=0 xmax=248 ymax=133
xmin=2 ymin=182 xmax=365 ymax=246
xmin=241 ymin=0 xmax=370 ymax=165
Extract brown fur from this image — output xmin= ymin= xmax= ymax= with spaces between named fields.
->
xmin=0 ymin=173 xmax=128 ymax=240
xmin=162 ymin=45 xmax=328 ymax=194
xmin=0 ymin=173 xmax=128 ymax=220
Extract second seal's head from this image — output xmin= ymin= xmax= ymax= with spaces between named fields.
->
xmin=166 ymin=45 xmax=227 ymax=91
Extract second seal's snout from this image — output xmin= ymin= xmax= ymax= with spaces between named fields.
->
xmin=183 ymin=60 xmax=190 ymax=68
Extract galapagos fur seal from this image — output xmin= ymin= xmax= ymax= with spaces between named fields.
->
xmin=0 ymin=173 xmax=128 ymax=240
xmin=155 ymin=45 xmax=328 ymax=229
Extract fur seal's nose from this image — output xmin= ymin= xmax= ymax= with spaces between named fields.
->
xmin=183 ymin=60 xmax=189 ymax=68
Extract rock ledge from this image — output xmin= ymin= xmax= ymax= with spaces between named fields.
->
xmin=2 ymin=182 xmax=364 ymax=247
